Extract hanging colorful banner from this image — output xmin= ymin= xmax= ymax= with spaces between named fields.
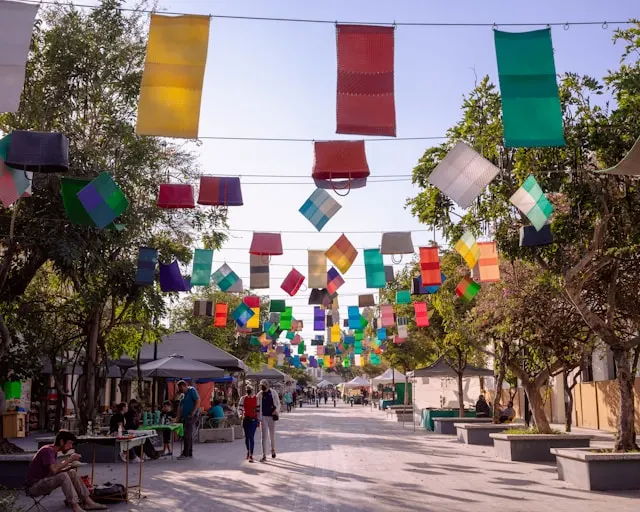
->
xmin=396 ymin=290 xmax=411 ymax=304
xmin=427 ymin=142 xmax=499 ymax=209
xmin=313 ymin=307 xmax=325 ymax=331
xmin=77 ymin=172 xmax=129 ymax=229
xmin=509 ymin=175 xmax=554 ymax=231
xmin=454 ymin=230 xmax=481 ymax=269
xmin=281 ymin=268 xmax=305 ymax=296
xmin=157 ymin=184 xmax=195 ymax=209
xmin=0 ymin=2 xmax=39 ymax=113
xmin=494 ymin=29 xmax=565 ymax=148
xmin=159 ymin=261 xmax=190 ymax=292
xmin=358 ymin=294 xmax=375 ymax=307
xmin=308 ymin=250 xmax=327 ymax=289
xmin=212 ymin=263 xmax=240 ymax=292
xmin=336 ymin=24 xmax=396 ymax=136
xmin=364 ymin=248 xmax=386 ymax=288
xmin=135 ymin=247 xmax=158 ymax=286
xmin=193 ymin=300 xmax=213 ymax=317
xmin=476 ymin=242 xmax=501 ymax=283
xmin=380 ymin=232 xmax=414 ymax=255
xmin=232 ymin=303 xmax=254 ymax=327
xmin=299 ymin=188 xmax=342 ymax=231
xmin=136 ymin=14 xmax=210 ymax=138
xmin=326 ymin=267 xmax=345 ymax=295
xmin=455 ymin=276 xmax=481 ymax=302
xmin=326 ymin=234 xmax=358 ymax=274
xmin=414 ymin=303 xmax=429 ymax=327
xmin=250 ymin=232 xmax=283 ymax=256
xmin=380 ymin=305 xmax=395 ymax=328
xmin=0 ymin=134 xmax=30 ymax=207
xmin=419 ymin=247 xmax=442 ymax=287
xmin=249 ymin=254 xmax=269 ymax=289
xmin=280 ymin=307 xmax=293 ymax=330
xmin=311 ymin=141 xmax=370 ymax=190
xmin=520 ymin=224 xmax=553 ymax=247
xmin=197 ymin=176 xmax=243 ymax=206
xmin=191 ymin=249 xmax=213 ymax=286
xmin=5 ymin=131 xmax=69 ymax=173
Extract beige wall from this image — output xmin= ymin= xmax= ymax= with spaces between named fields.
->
xmin=572 ymin=377 xmax=640 ymax=432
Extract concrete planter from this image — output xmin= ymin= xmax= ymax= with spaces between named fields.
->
xmin=0 ymin=453 xmax=35 ymax=489
xmin=433 ymin=417 xmax=492 ymax=435
xmin=199 ymin=427 xmax=234 ymax=443
xmin=233 ymin=424 xmax=244 ymax=440
xmin=455 ymin=423 xmax=519 ymax=445
xmin=552 ymin=448 xmax=640 ymax=491
xmin=490 ymin=434 xmax=592 ymax=462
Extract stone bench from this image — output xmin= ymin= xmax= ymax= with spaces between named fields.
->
xmin=455 ymin=423 xmax=521 ymax=445
xmin=433 ymin=417 xmax=492 ymax=435
xmin=0 ymin=453 xmax=35 ymax=489
xmin=490 ymin=433 xmax=593 ymax=462
xmin=199 ymin=427 xmax=234 ymax=443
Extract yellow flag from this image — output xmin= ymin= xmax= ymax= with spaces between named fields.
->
xmin=247 ymin=307 xmax=260 ymax=329
xmin=136 ymin=15 xmax=210 ymax=138
xmin=267 ymin=357 xmax=275 ymax=368
xmin=331 ymin=323 xmax=340 ymax=343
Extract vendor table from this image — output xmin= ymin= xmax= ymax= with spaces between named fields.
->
xmin=379 ymin=399 xmax=395 ymax=410
xmin=421 ymin=409 xmax=476 ymax=431
xmin=138 ymin=424 xmax=183 ymax=458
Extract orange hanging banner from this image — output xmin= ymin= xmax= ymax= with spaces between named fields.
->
xmin=419 ymin=247 xmax=442 ymax=286
xmin=477 ymin=242 xmax=500 ymax=283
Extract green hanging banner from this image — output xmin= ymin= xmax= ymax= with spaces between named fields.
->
xmin=270 ymin=299 xmax=286 ymax=313
xmin=280 ymin=307 xmax=293 ymax=330
xmin=60 ymin=177 xmax=123 ymax=230
xmin=191 ymin=249 xmax=213 ymax=286
xmin=364 ymin=248 xmax=386 ymax=288
xmin=494 ymin=29 xmax=565 ymax=148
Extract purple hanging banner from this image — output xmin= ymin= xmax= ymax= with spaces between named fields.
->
xmin=159 ymin=261 xmax=190 ymax=292
xmin=314 ymin=306 xmax=325 ymax=331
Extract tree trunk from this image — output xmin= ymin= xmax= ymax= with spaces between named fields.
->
xmin=563 ymin=370 xmax=572 ymax=433
xmin=612 ymin=348 xmax=638 ymax=451
xmin=492 ymin=348 xmax=506 ymax=424
xmin=457 ymin=371 xmax=464 ymax=417
xmin=80 ymin=310 xmax=101 ymax=433
xmin=522 ymin=381 xmax=552 ymax=433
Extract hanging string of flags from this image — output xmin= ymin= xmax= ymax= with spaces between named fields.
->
xmin=2 ymin=0 xmax=639 ymax=369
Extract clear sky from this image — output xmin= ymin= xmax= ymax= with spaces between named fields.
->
xmin=63 ymin=1 xmax=640 ymax=343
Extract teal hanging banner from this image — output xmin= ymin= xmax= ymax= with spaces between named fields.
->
xmin=191 ymin=248 xmax=213 ymax=286
xmin=494 ymin=29 xmax=565 ymax=148
xmin=364 ymin=248 xmax=385 ymax=288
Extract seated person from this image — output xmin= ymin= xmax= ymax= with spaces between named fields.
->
xmin=221 ymin=399 xmax=235 ymax=418
xmin=26 ymin=430 xmax=107 ymax=511
xmin=208 ymin=399 xmax=225 ymax=419
xmin=475 ymin=395 xmax=491 ymax=418
xmin=109 ymin=402 xmax=127 ymax=434
xmin=159 ymin=400 xmax=175 ymax=456
xmin=499 ymin=401 xmax=516 ymax=423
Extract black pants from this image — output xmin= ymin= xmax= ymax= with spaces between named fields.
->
xmin=182 ymin=416 xmax=195 ymax=456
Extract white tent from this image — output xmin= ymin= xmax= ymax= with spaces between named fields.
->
xmin=372 ymin=368 xmax=406 ymax=385
xmin=343 ymin=376 xmax=370 ymax=388
xmin=316 ymin=380 xmax=333 ymax=388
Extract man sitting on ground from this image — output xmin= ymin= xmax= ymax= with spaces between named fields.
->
xmin=26 ymin=430 xmax=107 ymax=511
xmin=499 ymin=401 xmax=516 ymax=423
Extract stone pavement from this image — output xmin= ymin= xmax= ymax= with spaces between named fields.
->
xmin=14 ymin=404 xmax=640 ymax=512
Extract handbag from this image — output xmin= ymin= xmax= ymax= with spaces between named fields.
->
xmin=272 ymin=413 xmax=279 ymax=422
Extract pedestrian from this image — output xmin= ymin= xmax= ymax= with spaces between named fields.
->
xmin=257 ymin=379 xmax=281 ymax=462
xmin=292 ymin=390 xmax=297 ymax=408
xmin=284 ymin=390 xmax=293 ymax=412
xmin=238 ymin=385 xmax=260 ymax=463
xmin=323 ymin=391 xmax=328 ymax=405
xmin=159 ymin=400 xmax=175 ymax=456
xmin=177 ymin=380 xmax=200 ymax=460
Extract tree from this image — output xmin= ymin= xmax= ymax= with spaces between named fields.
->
xmin=0 ymin=1 xmax=228 ymax=432
xmin=407 ymin=24 xmax=640 ymax=448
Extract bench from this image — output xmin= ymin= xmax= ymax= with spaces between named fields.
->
xmin=455 ymin=423 xmax=522 ymax=445
xmin=433 ymin=417 xmax=493 ymax=435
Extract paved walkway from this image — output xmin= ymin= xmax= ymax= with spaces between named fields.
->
xmin=15 ymin=404 xmax=640 ymax=512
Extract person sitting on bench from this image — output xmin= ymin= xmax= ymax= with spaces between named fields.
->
xmin=26 ymin=430 xmax=107 ymax=511
xmin=475 ymin=395 xmax=491 ymax=418
xmin=499 ymin=401 xmax=516 ymax=423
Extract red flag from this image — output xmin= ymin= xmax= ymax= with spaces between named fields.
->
xmin=336 ymin=24 xmax=396 ymax=137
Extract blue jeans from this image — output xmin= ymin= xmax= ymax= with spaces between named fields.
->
xmin=243 ymin=418 xmax=258 ymax=455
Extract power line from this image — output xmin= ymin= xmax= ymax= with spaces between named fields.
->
xmin=21 ymin=1 xmax=632 ymax=29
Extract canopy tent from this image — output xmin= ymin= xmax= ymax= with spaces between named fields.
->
xmin=343 ymin=376 xmax=371 ymax=388
xmin=246 ymin=365 xmax=295 ymax=383
xmin=320 ymin=373 xmax=346 ymax=386
xmin=112 ymin=331 xmax=248 ymax=372
xmin=123 ymin=354 xmax=224 ymax=379
xmin=372 ymin=368 xmax=406 ymax=384
xmin=411 ymin=357 xmax=494 ymax=378
xmin=316 ymin=380 xmax=334 ymax=388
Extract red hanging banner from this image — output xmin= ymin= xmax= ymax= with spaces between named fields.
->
xmin=336 ymin=24 xmax=396 ymax=137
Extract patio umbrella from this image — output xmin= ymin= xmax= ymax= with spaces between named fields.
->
xmin=123 ymin=354 xmax=224 ymax=379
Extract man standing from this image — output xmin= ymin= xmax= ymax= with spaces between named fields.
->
xmin=257 ymin=379 xmax=281 ymax=462
xmin=26 ymin=430 xmax=107 ymax=511
xmin=177 ymin=380 xmax=200 ymax=460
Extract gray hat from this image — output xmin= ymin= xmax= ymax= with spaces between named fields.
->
xmin=260 ymin=379 xmax=269 ymax=388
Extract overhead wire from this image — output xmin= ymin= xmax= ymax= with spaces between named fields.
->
xmin=20 ymin=1 xmax=631 ymax=29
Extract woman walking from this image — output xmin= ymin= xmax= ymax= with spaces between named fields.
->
xmin=238 ymin=386 xmax=259 ymax=463
xmin=284 ymin=390 xmax=293 ymax=413
xmin=257 ymin=379 xmax=281 ymax=462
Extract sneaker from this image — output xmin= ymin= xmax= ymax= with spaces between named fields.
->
xmin=119 ymin=452 xmax=127 ymax=462
xmin=260 ymin=456 xmax=267 ymax=463
xmin=177 ymin=455 xmax=188 ymax=460
xmin=132 ymin=456 xmax=142 ymax=463
xmin=248 ymin=456 xmax=255 ymax=463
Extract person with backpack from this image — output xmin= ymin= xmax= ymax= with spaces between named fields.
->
xmin=257 ymin=379 xmax=281 ymax=462
xmin=238 ymin=385 xmax=260 ymax=463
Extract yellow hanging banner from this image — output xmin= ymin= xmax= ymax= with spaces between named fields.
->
xmin=136 ymin=14 xmax=210 ymax=138
xmin=247 ymin=307 xmax=260 ymax=329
